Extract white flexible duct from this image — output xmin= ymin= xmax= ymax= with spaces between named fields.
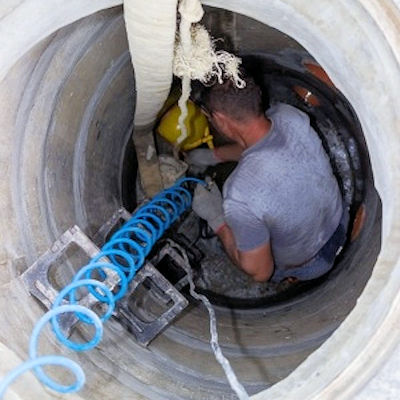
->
xmin=123 ymin=0 xmax=178 ymax=196
xmin=123 ymin=0 xmax=178 ymax=129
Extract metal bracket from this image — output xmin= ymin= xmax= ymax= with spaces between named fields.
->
xmin=93 ymin=208 xmax=191 ymax=345
xmin=20 ymin=211 xmax=191 ymax=345
xmin=116 ymin=262 xmax=188 ymax=346
xmin=20 ymin=225 xmax=120 ymax=335
xmin=92 ymin=207 xmax=132 ymax=246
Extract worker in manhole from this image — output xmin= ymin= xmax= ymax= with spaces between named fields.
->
xmin=187 ymin=77 xmax=349 ymax=283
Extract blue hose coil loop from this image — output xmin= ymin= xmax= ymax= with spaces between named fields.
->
xmin=0 ymin=177 xmax=204 ymax=398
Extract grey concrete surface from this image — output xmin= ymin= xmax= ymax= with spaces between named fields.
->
xmin=0 ymin=1 xmax=399 ymax=399
xmin=356 ymin=342 xmax=400 ymax=400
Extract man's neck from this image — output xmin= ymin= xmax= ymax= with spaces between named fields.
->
xmin=238 ymin=116 xmax=272 ymax=149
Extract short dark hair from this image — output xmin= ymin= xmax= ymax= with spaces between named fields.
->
xmin=201 ymin=77 xmax=263 ymax=121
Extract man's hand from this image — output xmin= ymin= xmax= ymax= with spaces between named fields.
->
xmin=192 ymin=183 xmax=225 ymax=232
xmin=186 ymin=148 xmax=219 ymax=167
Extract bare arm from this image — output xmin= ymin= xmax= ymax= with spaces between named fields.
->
xmin=214 ymin=143 xmax=244 ymax=162
xmin=216 ymin=224 xmax=275 ymax=282
xmin=191 ymin=182 xmax=273 ymax=281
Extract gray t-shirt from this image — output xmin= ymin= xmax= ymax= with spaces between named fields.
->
xmin=223 ymin=103 xmax=343 ymax=268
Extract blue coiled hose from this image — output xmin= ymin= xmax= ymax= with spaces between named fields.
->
xmin=0 ymin=177 xmax=204 ymax=398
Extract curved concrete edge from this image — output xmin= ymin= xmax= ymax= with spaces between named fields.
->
xmin=359 ymin=0 xmax=400 ymax=66
xmin=0 ymin=0 xmax=121 ymax=83
xmin=201 ymin=1 xmax=400 ymax=399
xmin=0 ymin=0 xmax=178 ymax=128
xmin=1 ymin=0 xmax=399 ymax=399
xmin=0 ymin=341 xmax=83 ymax=400
xmin=355 ymin=338 xmax=400 ymax=399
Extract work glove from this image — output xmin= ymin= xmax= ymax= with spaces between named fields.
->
xmin=192 ymin=182 xmax=225 ymax=233
xmin=186 ymin=148 xmax=220 ymax=167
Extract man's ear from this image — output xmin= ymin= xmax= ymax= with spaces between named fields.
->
xmin=213 ymin=111 xmax=232 ymax=131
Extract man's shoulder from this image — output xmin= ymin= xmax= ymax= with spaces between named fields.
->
xmin=223 ymin=155 xmax=267 ymax=203
xmin=267 ymin=102 xmax=310 ymax=127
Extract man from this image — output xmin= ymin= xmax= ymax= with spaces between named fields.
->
xmin=188 ymin=78 xmax=348 ymax=283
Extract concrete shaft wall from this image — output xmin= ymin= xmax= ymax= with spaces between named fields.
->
xmin=0 ymin=0 xmax=399 ymax=399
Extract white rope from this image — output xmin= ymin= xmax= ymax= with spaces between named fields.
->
xmin=174 ymin=0 xmax=245 ymax=144
xmin=174 ymin=24 xmax=245 ymax=88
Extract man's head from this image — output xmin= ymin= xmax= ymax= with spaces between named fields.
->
xmin=199 ymin=77 xmax=265 ymax=142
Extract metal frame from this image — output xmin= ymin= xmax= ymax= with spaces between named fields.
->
xmin=20 ymin=209 xmax=190 ymax=345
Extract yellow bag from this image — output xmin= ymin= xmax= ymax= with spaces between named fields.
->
xmin=157 ymin=101 xmax=214 ymax=151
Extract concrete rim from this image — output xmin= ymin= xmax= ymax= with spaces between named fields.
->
xmin=1 ymin=1 xmax=399 ymax=399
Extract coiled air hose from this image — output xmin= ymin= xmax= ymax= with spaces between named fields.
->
xmin=0 ymin=177 xmax=249 ymax=400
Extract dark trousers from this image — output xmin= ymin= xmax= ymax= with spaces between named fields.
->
xmin=271 ymin=205 xmax=350 ymax=282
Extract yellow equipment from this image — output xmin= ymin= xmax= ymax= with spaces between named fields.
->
xmin=157 ymin=101 xmax=214 ymax=151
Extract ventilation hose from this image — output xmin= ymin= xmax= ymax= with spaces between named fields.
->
xmin=0 ymin=177 xmax=204 ymax=398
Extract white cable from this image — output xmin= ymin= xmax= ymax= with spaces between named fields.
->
xmin=167 ymin=240 xmax=250 ymax=400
